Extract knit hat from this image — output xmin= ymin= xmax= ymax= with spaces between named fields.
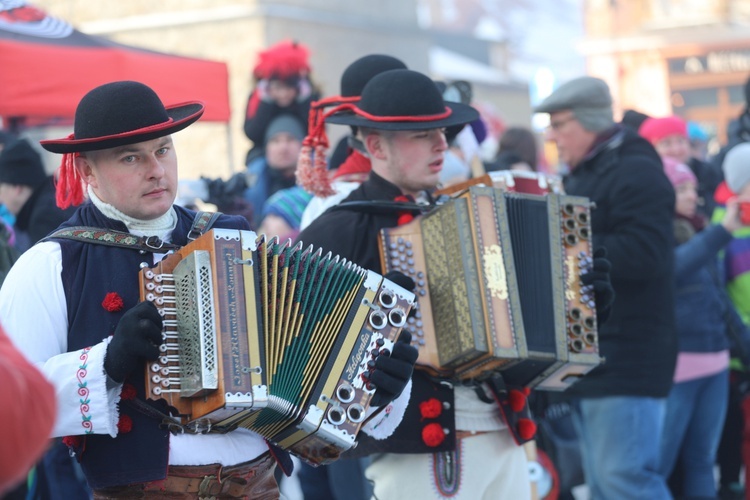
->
xmin=39 ymin=80 xmax=204 ymax=209
xmin=0 ymin=138 xmax=47 ymax=189
xmin=723 ymin=143 xmax=750 ymax=193
xmin=533 ymin=76 xmax=614 ymax=133
xmin=252 ymin=40 xmax=310 ymax=83
xmin=639 ymin=116 xmax=688 ymax=145
xmin=261 ymin=185 xmax=312 ymax=231
xmin=264 ymin=115 xmax=305 ymax=145
xmin=661 ymin=156 xmax=696 ymax=188
xmin=687 ymin=121 xmax=709 ymax=142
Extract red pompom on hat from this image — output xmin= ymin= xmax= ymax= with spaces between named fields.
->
xmin=517 ymin=418 xmax=537 ymax=441
xmin=422 ymin=422 xmax=446 ymax=447
xmin=102 ymin=292 xmax=124 ymax=313
xmin=419 ymin=398 xmax=443 ymax=420
xmin=638 ymin=116 xmax=688 ymax=145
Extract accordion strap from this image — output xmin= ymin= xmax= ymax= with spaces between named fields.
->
xmin=44 ymin=211 xmax=223 ymax=253
xmin=330 ymin=200 xmax=437 ymax=215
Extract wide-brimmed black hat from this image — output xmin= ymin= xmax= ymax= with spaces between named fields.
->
xmin=40 ymin=80 xmax=204 ymax=154
xmin=325 ymin=69 xmax=478 ymax=131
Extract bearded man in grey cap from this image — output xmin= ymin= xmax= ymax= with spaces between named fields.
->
xmin=535 ymin=76 xmax=677 ymax=500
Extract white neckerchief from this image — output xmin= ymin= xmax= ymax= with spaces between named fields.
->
xmin=87 ymin=185 xmax=177 ymax=242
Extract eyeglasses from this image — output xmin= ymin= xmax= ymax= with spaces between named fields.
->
xmin=546 ymin=116 xmax=576 ymax=132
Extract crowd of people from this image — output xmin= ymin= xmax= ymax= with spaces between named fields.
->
xmin=2 ymin=37 xmax=750 ymax=500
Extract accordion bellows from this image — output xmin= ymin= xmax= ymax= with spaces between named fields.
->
xmin=140 ymin=229 xmax=415 ymax=464
xmin=379 ymin=186 xmax=602 ymax=389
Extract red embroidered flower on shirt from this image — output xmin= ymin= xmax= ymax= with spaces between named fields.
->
xmin=102 ymin=292 xmax=124 ymax=312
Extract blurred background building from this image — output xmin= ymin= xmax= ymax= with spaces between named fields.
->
xmin=16 ymin=0 xmax=584 ymax=179
xmin=581 ymin=0 xmax=750 ymax=149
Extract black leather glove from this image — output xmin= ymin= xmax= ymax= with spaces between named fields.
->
xmin=104 ymin=301 xmax=164 ymax=383
xmin=580 ymin=247 xmax=615 ymax=325
xmin=369 ymin=330 xmax=418 ymax=407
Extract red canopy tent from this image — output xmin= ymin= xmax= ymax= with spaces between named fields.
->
xmin=0 ymin=2 xmax=230 ymax=127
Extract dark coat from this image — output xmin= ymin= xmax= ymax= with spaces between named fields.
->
xmin=296 ymin=173 xmax=457 ymax=455
xmin=14 ymin=176 xmax=75 ymax=251
xmin=563 ymin=126 xmax=678 ymax=399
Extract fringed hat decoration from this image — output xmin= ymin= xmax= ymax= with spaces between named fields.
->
xmin=296 ymin=54 xmax=408 ymax=198
xmin=297 ymin=69 xmax=478 ymax=197
xmin=252 ymin=39 xmax=311 ymax=83
xmin=40 ymin=81 xmax=204 ymax=209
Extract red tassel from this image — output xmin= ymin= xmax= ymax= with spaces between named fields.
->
xmin=117 ymin=414 xmax=133 ymax=434
xmin=419 ymin=398 xmax=443 ymax=419
xmin=296 ymin=96 xmax=361 ymax=198
xmin=54 ymin=137 xmax=85 ymax=209
xmin=517 ymin=418 xmax=537 ymax=440
xmin=508 ymin=389 xmax=527 ymax=413
xmin=101 ymin=292 xmax=124 ymax=312
xmin=422 ymin=422 xmax=446 ymax=447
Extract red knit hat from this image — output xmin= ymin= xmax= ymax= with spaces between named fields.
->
xmin=252 ymin=40 xmax=310 ymax=82
xmin=639 ymin=116 xmax=688 ymax=145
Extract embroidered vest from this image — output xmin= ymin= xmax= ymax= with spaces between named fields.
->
xmin=56 ymin=203 xmax=257 ymax=489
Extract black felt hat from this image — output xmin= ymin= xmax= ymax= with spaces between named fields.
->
xmin=40 ymin=80 xmax=204 ymax=154
xmin=326 ymin=69 xmax=478 ymax=131
xmin=340 ymin=54 xmax=407 ymax=98
xmin=0 ymin=138 xmax=46 ymax=188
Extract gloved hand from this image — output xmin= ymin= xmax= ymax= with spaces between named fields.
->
xmin=369 ymin=330 xmax=418 ymax=407
xmin=581 ymin=247 xmax=615 ymax=325
xmin=104 ymin=301 xmax=164 ymax=383
xmin=384 ymin=270 xmax=415 ymax=293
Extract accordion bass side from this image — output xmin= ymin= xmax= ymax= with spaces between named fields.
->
xmin=378 ymin=186 xmax=602 ymax=389
xmin=140 ymin=229 xmax=415 ymax=464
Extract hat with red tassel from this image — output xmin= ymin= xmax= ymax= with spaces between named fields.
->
xmin=39 ymin=81 xmax=204 ymax=209
xmin=296 ymin=54 xmax=408 ymax=197
xmin=297 ymin=69 xmax=478 ymax=197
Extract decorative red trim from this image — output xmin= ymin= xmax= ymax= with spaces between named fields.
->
xmin=419 ymin=397 xmax=443 ymax=420
xmin=422 ymin=422 xmax=446 ymax=447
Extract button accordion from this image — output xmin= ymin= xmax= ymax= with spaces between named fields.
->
xmin=140 ymin=229 xmax=415 ymax=464
xmin=379 ymin=183 xmax=602 ymax=390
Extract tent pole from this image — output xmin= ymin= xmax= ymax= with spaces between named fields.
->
xmin=226 ymin=123 xmax=235 ymax=176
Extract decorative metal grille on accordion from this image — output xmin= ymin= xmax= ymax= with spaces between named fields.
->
xmin=140 ymin=229 xmax=415 ymax=465
xmin=378 ymin=185 xmax=602 ymax=390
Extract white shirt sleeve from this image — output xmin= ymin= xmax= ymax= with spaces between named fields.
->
xmin=0 ymin=242 xmax=121 ymax=438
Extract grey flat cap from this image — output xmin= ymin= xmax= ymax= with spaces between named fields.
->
xmin=534 ymin=76 xmax=614 ymax=132
xmin=534 ymin=76 xmax=612 ymax=113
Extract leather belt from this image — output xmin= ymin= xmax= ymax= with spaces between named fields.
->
xmin=93 ymin=452 xmax=278 ymax=499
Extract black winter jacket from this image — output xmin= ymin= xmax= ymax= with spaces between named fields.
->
xmin=563 ymin=126 xmax=678 ymax=399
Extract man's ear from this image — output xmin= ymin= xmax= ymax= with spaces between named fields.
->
xmin=364 ymin=133 xmax=388 ymax=161
xmin=74 ymin=155 xmax=96 ymax=188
